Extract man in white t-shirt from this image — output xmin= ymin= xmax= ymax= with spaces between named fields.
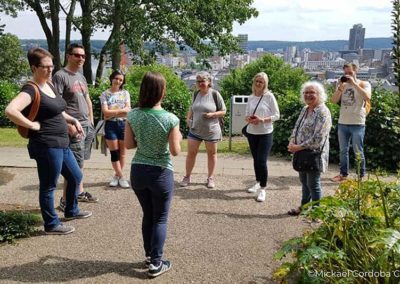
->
xmin=331 ymin=63 xmax=372 ymax=182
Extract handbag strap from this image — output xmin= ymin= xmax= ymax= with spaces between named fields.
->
xmin=294 ymin=107 xmax=328 ymax=152
xmin=251 ymin=95 xmax=263 ymax=116
xmin=25 ymin=81 xmax=41 ymax=121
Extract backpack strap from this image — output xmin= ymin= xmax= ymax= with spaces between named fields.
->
xmin=17 ymin=81 xmax=41 ymax=138
xmin=211 ymin=90 xmax=222 ymax=111
xmin=25 ymin=81 xmax=41 ymax=122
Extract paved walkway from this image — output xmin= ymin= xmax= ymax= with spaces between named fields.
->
xmin=0 ymin=147 xmax=341 ymax=283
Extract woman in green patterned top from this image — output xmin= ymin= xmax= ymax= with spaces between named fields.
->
xmin=125 ymin=72 xmax=182 ymax=278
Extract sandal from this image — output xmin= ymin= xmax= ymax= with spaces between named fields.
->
xmin=288 ymin=208 xmax=301 ymax=216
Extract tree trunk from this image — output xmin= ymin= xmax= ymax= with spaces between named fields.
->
xmin=64 ymin=0 xmax=76 ymax=66
xmin=95 ymin=33 xmax=114 ymax=86
xmin=49 ymin=0 xmax=61 ymax=72
xmin=29 ymin=0 xmax=62 ymax=72
xmin=111 ymin=0 xmax=123 ymax=70
xmin=80 ymin=0 xmax=93 ymax=85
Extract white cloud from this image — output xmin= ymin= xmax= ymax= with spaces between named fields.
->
xmin=0 ymin=0 xmax=393 ymax=41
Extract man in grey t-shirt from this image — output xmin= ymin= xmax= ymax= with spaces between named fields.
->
xmin=53 ymin=43 xmax=98 ymax=210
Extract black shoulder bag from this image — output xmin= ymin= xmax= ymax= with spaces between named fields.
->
xmin=292 ymin=110 xmax=327 ymax=172
xmin=242 ymin=95 xmax=263 ymax=137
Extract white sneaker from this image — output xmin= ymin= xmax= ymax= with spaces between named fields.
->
xmin=118 ymin=178 xmax=130 ymax=188
xmin=247 ymin=182 xmax=261 ymax=193
xmin=256 ymin=189 xmax=266 ymax=202
xmin=180 ymin=176 xmax=191 ymax=187
xmin=109 ymin=176 xmax=119 ymax=187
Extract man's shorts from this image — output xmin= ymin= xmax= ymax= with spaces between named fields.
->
xmin=104 ymin=119 xmax=125 ymax=141
xmin=69 ymin=125 xmax=95 ymax=168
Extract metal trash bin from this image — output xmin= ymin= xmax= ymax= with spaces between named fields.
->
xmin=230 ymin=95 xmax=248 ymax=135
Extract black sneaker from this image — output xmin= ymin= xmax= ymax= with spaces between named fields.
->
xmin=148 ymin=260 xmax=171 ymax=278
xmin=45 ymin=224 xmax=75 ymax=235
xmin=64 ymin=210 xmax=93 ymax=220
xmin=77 ymin=191 xmax=99 ymax=203
xmin=59 ymin=197 xmax=66 ymax=212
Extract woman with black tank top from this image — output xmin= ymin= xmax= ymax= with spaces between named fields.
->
xmin=5 ymin=47 xmax=92 ymax=235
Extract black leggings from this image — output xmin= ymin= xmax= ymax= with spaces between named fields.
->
xmin=247 ymin=133 xmax=273 ymax=187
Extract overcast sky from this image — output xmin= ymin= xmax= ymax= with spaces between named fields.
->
xmin=0 ymin=0 xmax=392 ymax=41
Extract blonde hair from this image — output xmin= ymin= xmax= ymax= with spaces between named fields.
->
xmin=251 ymin=72 xmax=269 ymax=95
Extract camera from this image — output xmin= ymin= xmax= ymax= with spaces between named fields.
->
xmin=340 ymin=76 xmax=348 ymax=83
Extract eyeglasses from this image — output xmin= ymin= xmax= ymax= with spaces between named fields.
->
xmin=38 ymin=64 xmax=54 ymax=70
xmin=70 ymin=53 xmax=86 ymax=59
xmin=196 ymin=80 xmax=207 ymax=83
xmin=304 ymin=91 xmax=317 ymax=95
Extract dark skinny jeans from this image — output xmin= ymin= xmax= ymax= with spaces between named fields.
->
xmin=246 ymin=133 xmax=273 ymax=187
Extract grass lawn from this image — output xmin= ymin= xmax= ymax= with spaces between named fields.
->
xmin=0 ymin=127 xmax=250 ymax=154
xmin=0 ymin=128 xmax=27 ymax=148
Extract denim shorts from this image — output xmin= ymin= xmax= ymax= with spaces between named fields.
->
xmin=104 ymin=120 xmax=125 ymax=141
xmin=187 ymin=131 xmax=219 ymax=143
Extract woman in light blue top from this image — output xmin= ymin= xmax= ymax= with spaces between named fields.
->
xmin=287 ymin=81 xmax=332 ymax=216
xmin=245 ymin=72 xmax=280 ymax=202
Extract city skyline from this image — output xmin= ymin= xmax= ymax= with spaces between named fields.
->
xmin=0 ymin=0 xmax=392 ymax=41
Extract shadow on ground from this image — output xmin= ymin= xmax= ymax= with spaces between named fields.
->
xmin=0 ymin=255 xmax=148 ymax=282
xmin=197 ymin=211 xmax=291 ymax=220
xmin=18 ymin=181 xmax=108 ymax=192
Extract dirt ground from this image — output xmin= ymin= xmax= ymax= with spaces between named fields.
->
xmin=0 ymin=163 xmax=340 ymax=284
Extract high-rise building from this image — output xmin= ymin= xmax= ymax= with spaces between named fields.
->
xmin=349 ymin=24 xmax=365 ymax=50
xmin=238 ymin=34 xmax=248 ymax=53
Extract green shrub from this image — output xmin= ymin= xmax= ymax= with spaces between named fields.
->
xmin=274 ymin=176 xmax=400 ymax=283
xmin=0 ymin=80 xmax=19 ymax=127
xmin=89 ymin=64 xmax=191 ymax=135
xmin=0 ymin=211 xmax=42 ymax=243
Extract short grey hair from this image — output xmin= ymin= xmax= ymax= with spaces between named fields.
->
xmin=196 ymin=71 xmax=212 ymax=87
xmin=300 ymin=81 xmax=327 ymax=105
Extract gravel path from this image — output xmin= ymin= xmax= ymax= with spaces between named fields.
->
xmin=0 ymin=153 xmax=339 ymax=283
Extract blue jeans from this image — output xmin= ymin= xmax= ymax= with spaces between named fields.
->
xmin=338 ymin=124 xmax=366 ymax=177
xmin=246 ymin=133 xmax=273 ymax=187
xmin=299 ymin=171 xmax=322 ymax=207
xmin=28 ymin=143 xmax=82 ymax=230
xmin=130 ymin=164 xmax=174 ymax=265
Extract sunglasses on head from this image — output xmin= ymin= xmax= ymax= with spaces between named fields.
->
xmin=70 ymin=53 xmax=86 ymax=59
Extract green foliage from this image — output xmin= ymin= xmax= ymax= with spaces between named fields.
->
xmin=220 ymin=54 xmax=309 ymax=154
xmin=0 ymin=211 xmax=41 ymax=243
xmin=274 ymin=177 xmax=400 ymax=283
xmin=0 ymin=33 xmax=29 ymax=82
xmin=0 ymin=80 xmax=19 ymax=127
xmin=89 ymin=64 xmax=191 ymax=135
xmin=220 ymin=54 xmax=309 ymax=100
xmin=392 ymin=0 xmax=400 ymax=92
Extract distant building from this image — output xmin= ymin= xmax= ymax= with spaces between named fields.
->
xmin=285 ymin=46 xmax=297 ymax=63
xmin=349 ymin=24 xmax=365 ymax=50
xmin=238 ymin=34 xmax=248 ymax=53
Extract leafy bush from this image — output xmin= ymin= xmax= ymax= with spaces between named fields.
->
xmin=220 ymin=54 xmax=309 ymax=149
xmin=90 ymin=64 xmax=191 ymax=135
xmin=274 ymin=176 xmax=400 ymax=283
xmin=0 ymin=211 xmax=42 ymax=243
xmin=0 ymin=80 xmax=19 ymax=127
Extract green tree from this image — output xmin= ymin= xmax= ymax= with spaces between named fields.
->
xmin=220 ymin=54 xmax=309 ymax=155
xmin=392 ymin=0 xmax=400 ymax=92
xmin=0 ymin=33 xmax=29 ymax=81
xmin=90 ymin=64 xmax=191 ymax=134
xmin=93 ymin=0 xmax=259 ymax=83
